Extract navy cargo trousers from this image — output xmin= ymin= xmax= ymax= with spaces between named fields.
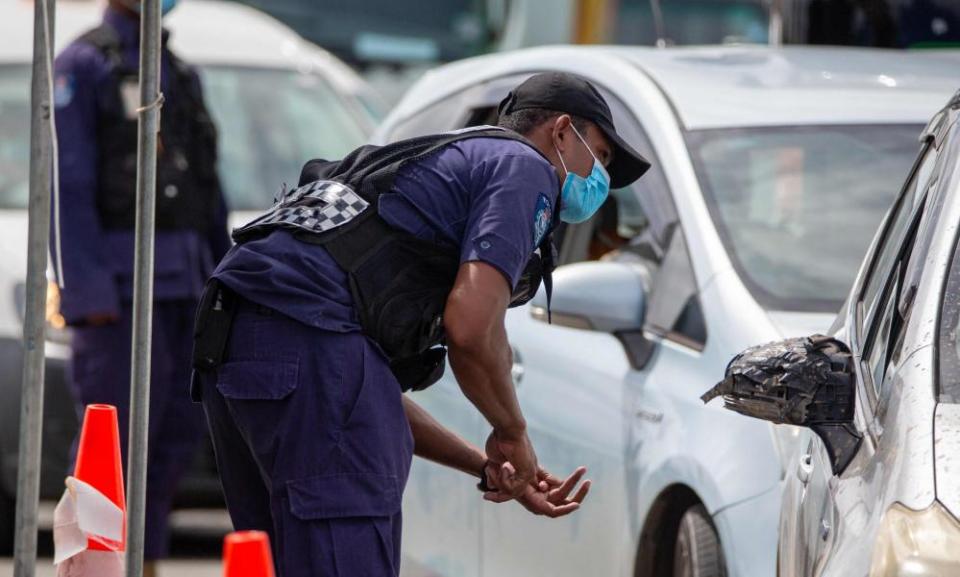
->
xmin=197 ymin=299 xmax=414 ymax=577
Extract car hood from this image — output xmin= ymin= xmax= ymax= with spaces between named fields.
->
xmin=765 ymin=310 xmax=838 ymax=340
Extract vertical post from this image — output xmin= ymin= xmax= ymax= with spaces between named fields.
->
xmin=769 ymin=0 xmax=785 ymax=46
xmin=125 ymin=0 xmax=162 ymax=575
xmin=13 ymin=1 xmax=55 ymax=576
xmin=648 ymin=0 xmax=666 ymax=48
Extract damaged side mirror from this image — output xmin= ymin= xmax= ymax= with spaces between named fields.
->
xmin=701 ymin=334 xmax=863 ymax=475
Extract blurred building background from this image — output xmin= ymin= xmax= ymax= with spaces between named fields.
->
xmin=226 ymin=0 xmax=960 ymax=61
xmin=223 ymin=0 xmax=960 ymax=98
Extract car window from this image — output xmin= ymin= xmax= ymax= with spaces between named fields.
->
xmin=385 ymin=90 xmax=478 ymax=141
xmin=865 ymin=267 xmax=902 ymax=400
xmin=859 ymin=143 xmax=937 ymax=341
xmin=0 ymin=64 xmax=371 ymax=213
xmin=859 ymin=143 xmax=938 ymax=401
xmin=200 ymin=66 xmax=370 ymax=211
xmin=689 ymin=125 xmax=923 ymax=313
xmin=571 ymin=89 xmax=705 ymax=348
xmin=0 ymin=65 xmax=30 ymax=209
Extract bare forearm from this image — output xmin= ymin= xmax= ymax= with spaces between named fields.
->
xmin=444 ymin=264 xmax=526 ymax=436
xmin=403 ymin=396 xmax=486 ymax=478
xmin=447 ymin=330 xmax=525 ymax=436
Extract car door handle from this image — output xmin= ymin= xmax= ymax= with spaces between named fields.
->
xmin=797 ymin=453 xmax=813 ymax=485
xmin=510 ymin=346 xmax=524 ymax=387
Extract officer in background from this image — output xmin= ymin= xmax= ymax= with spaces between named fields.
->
xmin=53 ymin=0 xmax=230 ymax=572
xmin=192 ymin=72 xmax=649 ymax=576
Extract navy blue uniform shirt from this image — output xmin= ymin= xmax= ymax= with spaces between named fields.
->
xmin=53 ymin=7 xmax=230 ymax=324
xmin=213 ymin=137 xmax=560 ymax=331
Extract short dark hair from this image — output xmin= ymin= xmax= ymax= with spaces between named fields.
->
xmin=497 ymin=107 xmax=589 ymax=137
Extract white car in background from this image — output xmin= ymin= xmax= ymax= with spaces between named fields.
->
xmin=0 ymin=0 xmax=378 ymax=551
xmin=372 ymin=46 xmax=958 ymax=577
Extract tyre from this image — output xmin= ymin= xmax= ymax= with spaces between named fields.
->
xmin=673 ymin=504 xmax=726 ymax=577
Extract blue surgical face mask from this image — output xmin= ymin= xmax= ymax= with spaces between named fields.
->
xmin=127 ymin=0 xmax=179 ymax=16
xmin=555 ymin=125 xmax=611 ymax=224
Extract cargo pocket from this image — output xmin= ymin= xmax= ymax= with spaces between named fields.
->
xmin=216 ymin=359 xmax=299 ymax=400
xmin=287 ymin=473 xmax=401 ymax=519
xmin=283 ymin=473 xmax=402 ymax=576
xmin=215 ymin=358 xmax=299 ymax=460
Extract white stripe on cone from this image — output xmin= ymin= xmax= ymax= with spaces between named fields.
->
xmin=53 ymin=477 xmax=124 ymax=577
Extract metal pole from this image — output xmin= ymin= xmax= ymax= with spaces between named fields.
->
xmin=769 ymin=0 xmax=785 ymax=46
xmin=14 ymin=1 xmax=55 ymax=576
xmin=125 ymin=0 xmax=162 ymax=575
xmin=648 ymin=0 xmax=666 ymax=48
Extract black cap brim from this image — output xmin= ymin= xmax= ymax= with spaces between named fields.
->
xmin=594 ymin=117 xmax=651 ymax=189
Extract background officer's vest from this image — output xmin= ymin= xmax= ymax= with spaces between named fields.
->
xmin=232 ymin=128 xmax=558 ymax=389
xmin=80 ymin=24 xmax=220 ymax=232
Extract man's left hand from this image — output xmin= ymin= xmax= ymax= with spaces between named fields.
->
xmin=482 ymin=465 xmax=591 ymax=518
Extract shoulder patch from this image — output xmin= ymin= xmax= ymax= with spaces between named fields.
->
xmin=54 ymin=74 xmax=75 ymax=108
xmin=533 ymin=193 xmax=552 ymax=247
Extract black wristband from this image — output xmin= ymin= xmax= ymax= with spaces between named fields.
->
xmin=477 ymin=460 xmax=495 ymax=493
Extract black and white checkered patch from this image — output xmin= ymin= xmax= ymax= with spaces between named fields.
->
xmin=234 ymin=180 xmax=369 ymax=238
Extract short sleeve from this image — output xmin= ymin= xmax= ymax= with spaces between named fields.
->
xmin=461 ymin=145 xmax=559 ymax=288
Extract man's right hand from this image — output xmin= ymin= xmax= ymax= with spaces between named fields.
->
xmin=486 ymin=429 xmax=538 ymax=497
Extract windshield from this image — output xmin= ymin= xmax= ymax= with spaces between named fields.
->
xmin=0 ymin=64 xmax=370 ymax=212
xmin=688 ymin=124 xmax=923 ymax=312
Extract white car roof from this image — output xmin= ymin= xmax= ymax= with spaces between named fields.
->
xmin=395 ymin=44 xmax=960 ymax=130
xmin=0 ymin=0 xmax=370 ymax=94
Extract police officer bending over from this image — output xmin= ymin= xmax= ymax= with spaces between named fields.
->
xmin=192 ymin=72 xmax=649 ymax=576
xmin=53 ymin=1 xmax=229 ymax=572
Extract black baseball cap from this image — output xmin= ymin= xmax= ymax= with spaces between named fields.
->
xmin=498 ymin=72 xmax=651 ymax=189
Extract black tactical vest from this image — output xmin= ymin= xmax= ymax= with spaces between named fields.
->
xmin=232 ymin=128 xmax=559 ymax=388
xmin=80 ymin=24 xmax=220 ymax=232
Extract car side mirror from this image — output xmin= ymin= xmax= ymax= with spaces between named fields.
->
xmin=529 ymin=261 xmax=648 ymax=332
xmin=701 ymin=334 xmax=863 ymax=475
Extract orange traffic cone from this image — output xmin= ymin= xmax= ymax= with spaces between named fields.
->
xmin=73 ymin=403 xmax=126 ymax=551
xmin=223 ymin=531 xmax=276 ymax=577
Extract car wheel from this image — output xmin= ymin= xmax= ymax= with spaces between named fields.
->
xmin=673 ymin=505 xmax=726 ymax=577
xmin=0 ymin=487 xmax=14 ymax=555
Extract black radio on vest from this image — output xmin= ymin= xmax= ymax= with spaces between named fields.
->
xmin=80 ymin=24 xmax=220 ymax=233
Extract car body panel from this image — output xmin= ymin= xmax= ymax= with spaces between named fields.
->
xmin=714 ymin=484 xmax=781 ymax=577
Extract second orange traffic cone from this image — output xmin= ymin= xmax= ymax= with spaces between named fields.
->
xmin=223 ymin=531 xmax=276 ymax=577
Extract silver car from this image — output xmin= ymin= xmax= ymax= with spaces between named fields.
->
xmin=709 ymin=92 xmax=960 ymax=576
xmin=372 ymin=46 xmax=958 ymax=577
